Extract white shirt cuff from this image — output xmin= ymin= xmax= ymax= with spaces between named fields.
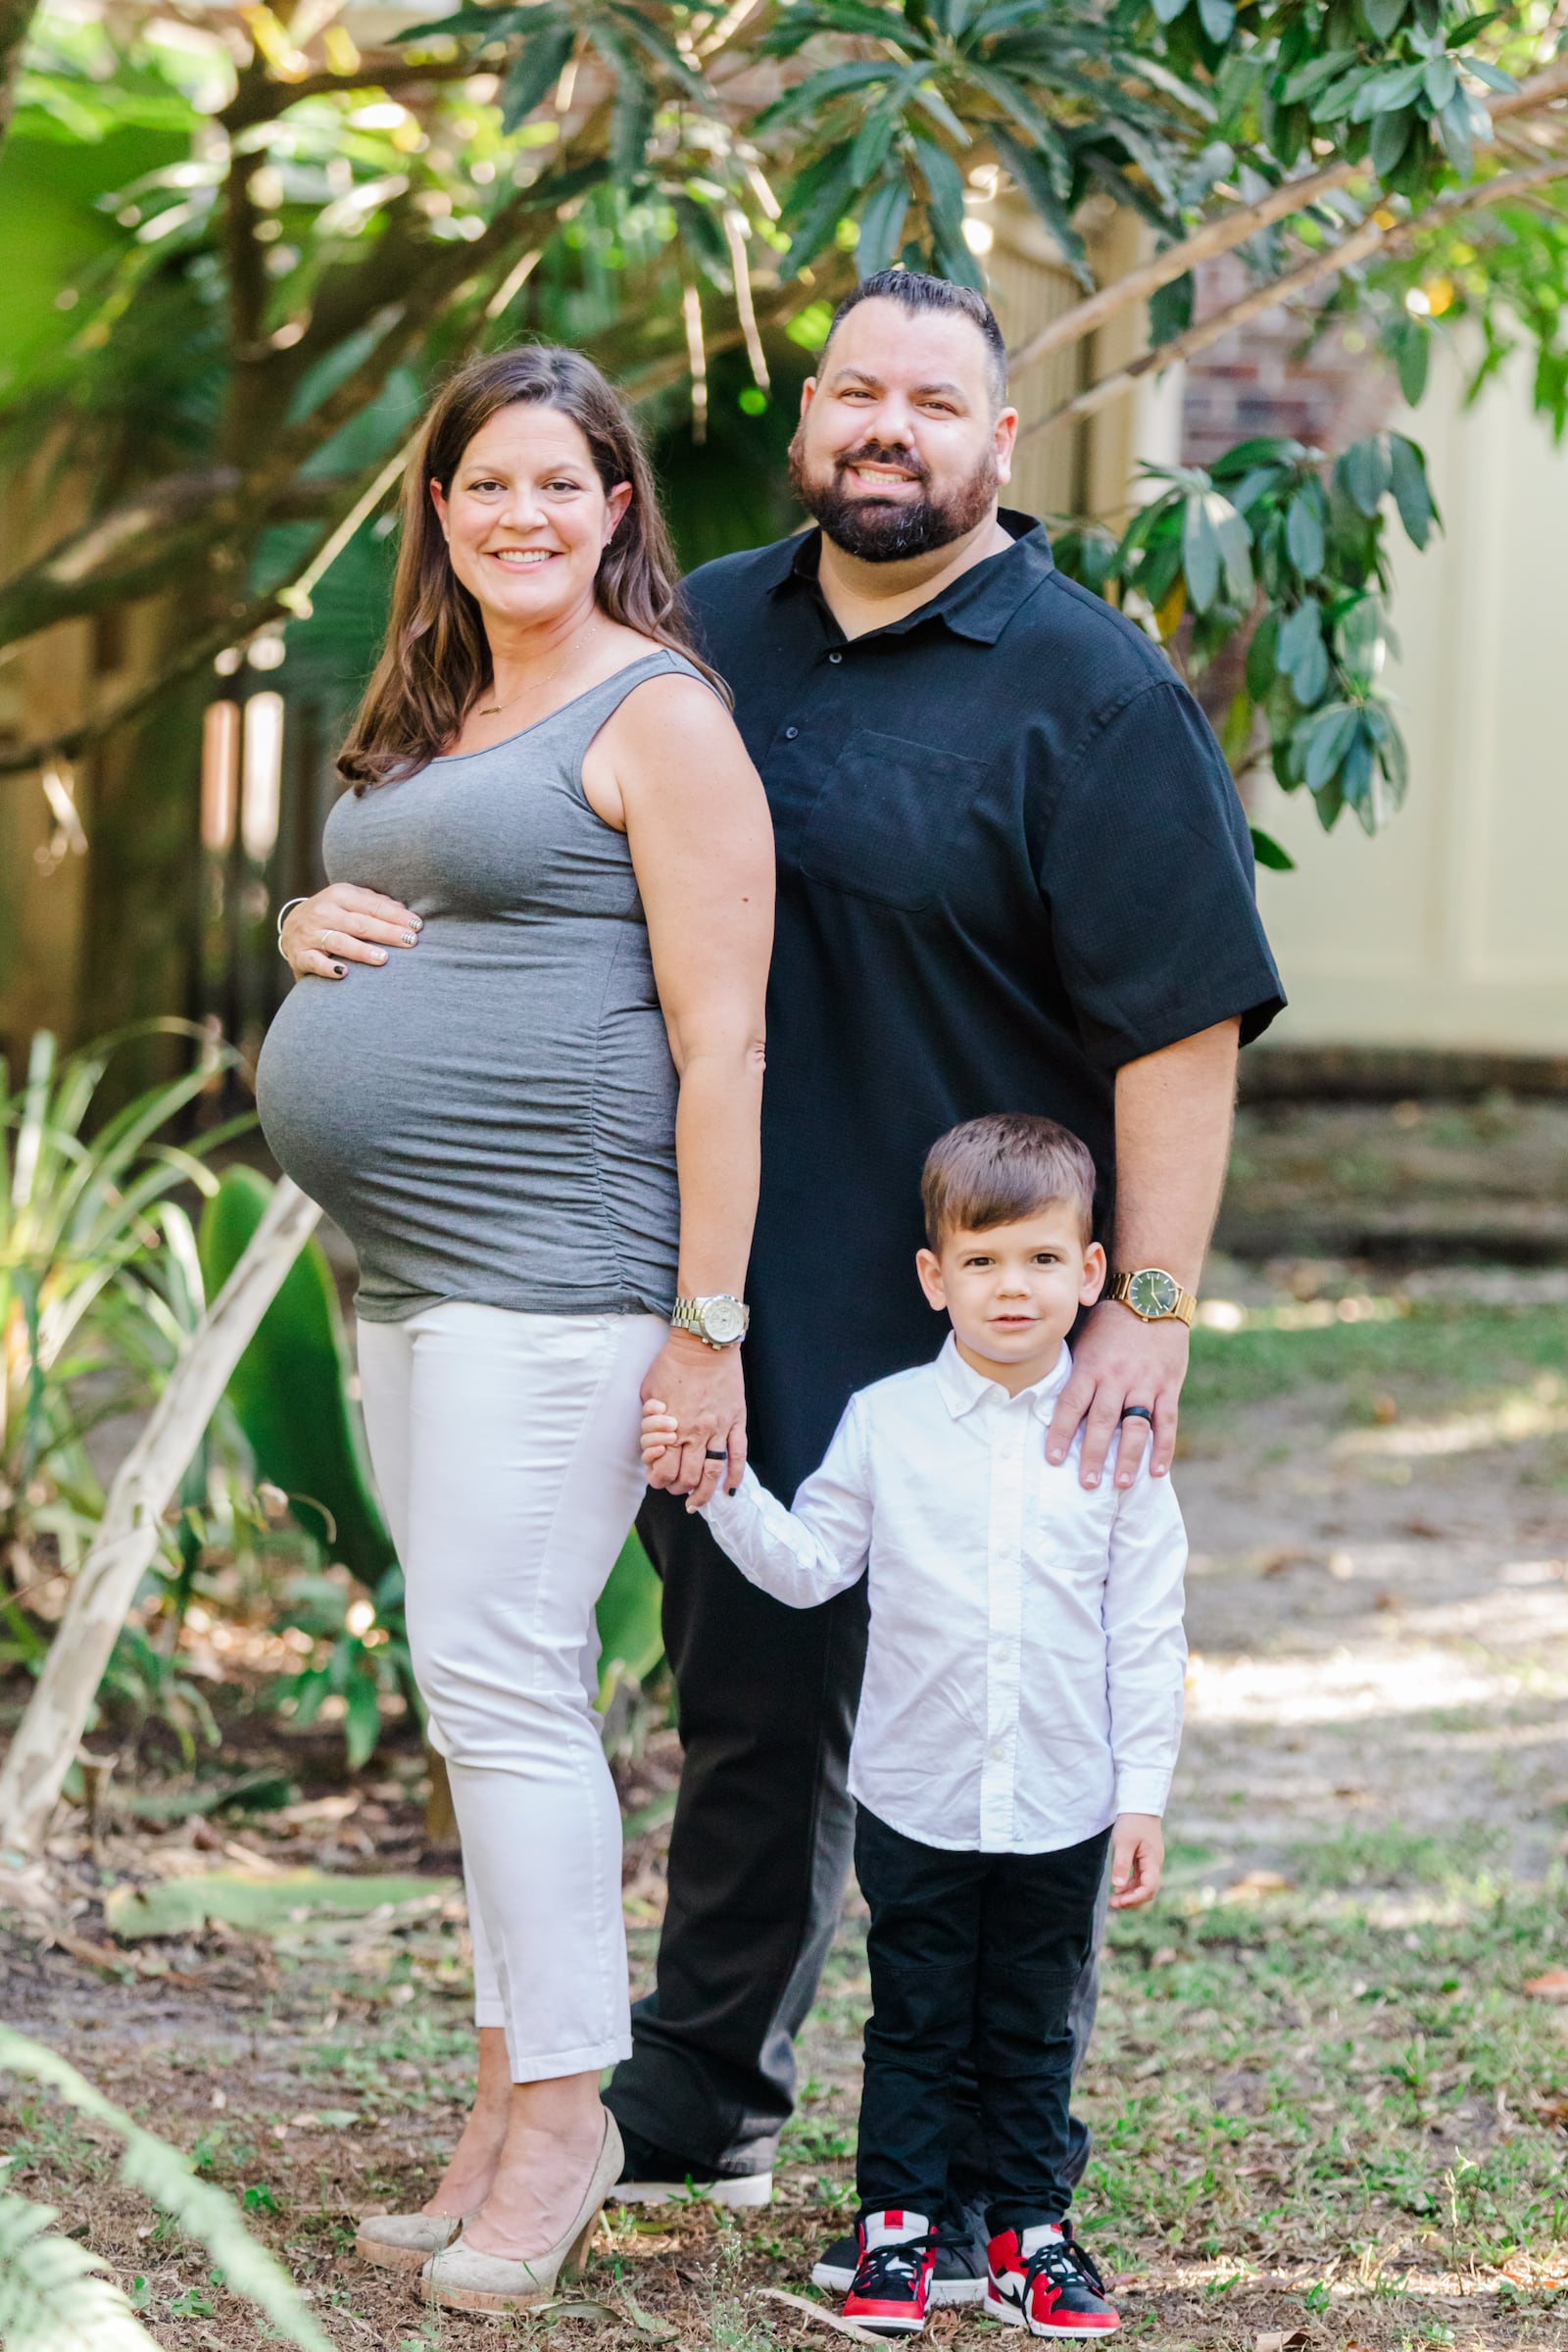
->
xmin=1113 ymin=1767 xmax=1172 ymax=1818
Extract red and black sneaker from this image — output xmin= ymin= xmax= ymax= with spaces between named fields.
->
xmin=842 ymin=2210 xmax=937 ymax=2337
xmin=985 ymin=2222 xmax=1119 ymax=2336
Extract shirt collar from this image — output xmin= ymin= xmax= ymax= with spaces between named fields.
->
xmin=933 ymin=1331 xmax=1074 ymax=1421
xmin=767 ymin=509 xmax=1052 ymax=645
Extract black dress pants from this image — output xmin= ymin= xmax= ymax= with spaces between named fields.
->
xmin=607 ymin=1493 xmax=1104 ymax=2188
xmin=855 ymin=1809 xmax=1110 ymax=2234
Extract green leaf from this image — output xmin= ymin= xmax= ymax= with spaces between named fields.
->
xmin=1182 ymin=493 xmax=1222 ymax=612
xmin=1197 ymin=0 xmax=1235 ymax=42
xmin=1282 ymin=50 xmax=1359 ymax=105
xmin=1348 ymin=62 xmax=1425 ymax=120
xmin=1436 ymin=89 xmax=1475 ymax=176
xmin=1296 ymin=701 xmax=1360 ymax=793
xmin=1246 ymin=610 xmax=1280 ymax=700
xmin=1151 ymin=0 xmax=1189 ymax=24
xmin=1462 ymin=58 xmax=1517 ymax=94
xmin=1339 ymin=432 xmax=1393 ymax=518
xmin=1285 ymin=490 xmax=1326 ymax=578
xmin=1422 ymin=54 xmax=1457 ymax=110
xmin=1388 ymin=434 xmax=1438 ymax=547
xmin=856 ymin=177 xmax=910 ymax=273
xmin=849 ymin=100 xmax=898 ymax=186
xmin=498 ymin=22 xmax=574 ymax=133
xmin=1360 ymin=0 xmax=1407 ymax=32
xmin=990 ymin=126 xmax=1090 ymax=285
xmin=1392 ymin=317 xmax=1430 ymax=406
xmin=1250 ymin=825 xmax=1297 ymax=870
xmin=1370 ymin=104 xmax=1415 ymax=180
xmin=104 ymin=1868 xmax=456 ymax=1940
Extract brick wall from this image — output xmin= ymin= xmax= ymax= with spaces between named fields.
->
xmin=1181 ymin=252 xmax=1402 ymax=466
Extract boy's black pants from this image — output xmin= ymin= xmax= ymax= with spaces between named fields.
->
xmin=855 ymin=1808 xmax=1111 ymax=2236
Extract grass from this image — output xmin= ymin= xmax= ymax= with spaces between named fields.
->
xmin=1182 ymin=1301 xmax=1567 ymax=1433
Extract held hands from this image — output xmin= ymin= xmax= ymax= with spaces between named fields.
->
xmin=1109 ymin=1813 xmax=1164 ymax=1910
xmin=280 ymin=885 xmax=422 ymax=981
xmin=639 ymin=1330 xmax=747 ymax=1513
xmin=1046 ymin=1299 xmax=1190 ymax=1491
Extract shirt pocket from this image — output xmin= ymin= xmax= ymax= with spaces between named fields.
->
xmin=798 ymin=728 xmax=994 ymax=912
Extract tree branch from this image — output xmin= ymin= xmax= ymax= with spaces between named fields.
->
xmin=1018 ymin=154 xmax=1568 ymax=447
xmin=0 ymin=470 xmax=243 ymax=647
xmin=220 ymin=51 xmax=471 ymax=132
xmin=1007 ymin=54 xmax=1568 ymax=386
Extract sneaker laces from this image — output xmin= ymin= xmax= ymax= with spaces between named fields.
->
xmin=854 ymin=2233 xmax=935 ymax=2297
xmin=1023 ymin=2230 xmax=1109 ymax=2303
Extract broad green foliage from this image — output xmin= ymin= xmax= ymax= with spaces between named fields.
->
xmin=0 ymin=1024 xmax=247 ymax=1559
xmin=0 ymin=0 xmax=1560 ymax=841
xmin=1056 ymin=426 xmax=1439 ymax=830
xmin=104 ymin=1865 xmax=453 ymax=1938
xmin=0 ymin=2027 xmax=331 ymax=2352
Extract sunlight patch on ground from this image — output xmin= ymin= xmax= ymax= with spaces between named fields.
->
xmin=1186 ymin=1643 xmax=1519 ymax=1724
xmin=1335 ymin=1373 xmax=1568 ymax=1458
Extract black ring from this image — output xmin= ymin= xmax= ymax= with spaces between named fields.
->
xmin=1120 ymin=1404 xmax=1154 ymax=1424
xmin=704 ymin=1447 xmax=728 ymax=1461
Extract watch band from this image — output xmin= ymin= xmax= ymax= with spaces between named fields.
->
xmin=1107 ymin=1269 xmax=1198 ymax=1328
xmin=670 ymin=1295 xmax=750 ymax=1348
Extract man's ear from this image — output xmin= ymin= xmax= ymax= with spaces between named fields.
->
xmin=915 ymin=1247 xmax=947 ymax=1313
xmin=800 ymin=375 xmax=817 ymax=420
xmin=1080 ymin=1239 xmax=1107 ymax=1307
xmin=993 ymin=404 xmax=1019 ymax=489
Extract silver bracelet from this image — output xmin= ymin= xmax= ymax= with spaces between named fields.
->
xmin=275 ymin=897 xmax=308 ymax=960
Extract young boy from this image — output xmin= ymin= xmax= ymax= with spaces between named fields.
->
xmin=641 ymin=1113 xmax=1187 ymax=2339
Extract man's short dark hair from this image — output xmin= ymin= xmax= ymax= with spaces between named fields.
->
xmin=823 ymin=270 xmax=1009 ymax=413
xmin=921 ymin=1113 xmax=1096 ymax=1250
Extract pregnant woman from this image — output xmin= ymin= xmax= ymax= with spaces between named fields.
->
xmin=257 ymin=346 xmax=772 ymax=2315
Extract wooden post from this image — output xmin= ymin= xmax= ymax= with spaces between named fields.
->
xmin=0 ymin=1179 xmax=321 ymax=1856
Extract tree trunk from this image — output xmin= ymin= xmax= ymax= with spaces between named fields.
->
xmin=0 ymin=1179 xmax=321 ymax=1856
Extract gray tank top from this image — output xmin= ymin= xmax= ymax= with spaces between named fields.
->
xmin=257 ymin=649 xmax=705 ymax=1322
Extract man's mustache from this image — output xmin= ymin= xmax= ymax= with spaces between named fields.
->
xmin=834 ymin=441 xmax=930 ymax=488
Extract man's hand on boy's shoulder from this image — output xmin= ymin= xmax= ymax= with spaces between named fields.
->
xmin=1109 ymin=1813 xmax=1164 ymax=1910
xmin=1047 ymin=1303 xmax=1189 ymax=1492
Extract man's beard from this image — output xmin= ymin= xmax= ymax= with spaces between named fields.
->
xmin=788 ymin=433 xmax=1000 ymax=564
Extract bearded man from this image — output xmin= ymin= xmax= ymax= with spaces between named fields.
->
xmin=609 ymin=270 xmax=1283 ymax=2292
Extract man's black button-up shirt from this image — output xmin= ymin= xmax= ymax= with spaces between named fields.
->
xmin=681 ymin=511 xmax=1284 ymax=1499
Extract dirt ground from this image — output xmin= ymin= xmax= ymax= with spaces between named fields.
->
xmin=5 ymin=1166 xmax=1568 ymax=2349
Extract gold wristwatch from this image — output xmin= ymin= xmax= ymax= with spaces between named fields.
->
xmin=1107 ymin=1268 xmax=1197 ymax=1327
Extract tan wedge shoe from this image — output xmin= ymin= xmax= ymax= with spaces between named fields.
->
xmin=418 ymin=2110 xmax=623 ymax=2316
xmin=354 ymin=2210 xmax=467 ymax=2272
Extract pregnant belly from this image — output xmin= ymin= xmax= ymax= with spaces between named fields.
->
xmin=255 ymin=949 xmax=676 ymax=1264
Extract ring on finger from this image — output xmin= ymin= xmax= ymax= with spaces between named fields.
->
xmin=1119 ymin=1404 xmax=1154 ymax=1424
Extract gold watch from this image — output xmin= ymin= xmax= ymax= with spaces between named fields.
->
xmin=1107 ymin=1268 xmax=1197 ymax=1327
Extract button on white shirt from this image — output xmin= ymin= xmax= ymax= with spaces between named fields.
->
xmin=704 ymin=1336 xmax=1187 ymax=1855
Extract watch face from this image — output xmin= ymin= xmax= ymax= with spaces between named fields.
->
xmin=703 ymin=1297 xmax=747 ymax=1345
xmin=1128 ymin=1267 xmax=1180 ymax=1319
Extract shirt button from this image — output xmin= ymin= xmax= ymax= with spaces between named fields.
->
xmin=828 ymin=651 xmax=843 ymax=664
xmin=784 ymin=725 xmax=800 ymax=740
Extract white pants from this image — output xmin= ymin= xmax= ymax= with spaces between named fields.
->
xmin=357 ymin=1300 xmax=666 ymax=2081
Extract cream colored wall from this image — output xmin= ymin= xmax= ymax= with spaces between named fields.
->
xmin=1251 ymin=346 xmax=1568 ymax=1053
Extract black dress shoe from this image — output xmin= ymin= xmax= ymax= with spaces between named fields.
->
xmin=612 ymin=2125 xmax=772 ymax=2209
xmin=813 ymin=2217 xmax=987 ymax=2306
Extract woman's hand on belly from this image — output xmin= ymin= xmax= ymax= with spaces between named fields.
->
xmin=641 ymin=1329 xmax=746 ymax=1511
xmin=281 ymin=884 xmax=421 ymax=980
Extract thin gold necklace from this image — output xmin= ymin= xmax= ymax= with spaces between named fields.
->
xmin=478 ymin=620 xmax=596 ymax=718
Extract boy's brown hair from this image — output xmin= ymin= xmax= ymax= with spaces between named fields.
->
xmin=921 ymin=1113 xmax=1097 ymax=1250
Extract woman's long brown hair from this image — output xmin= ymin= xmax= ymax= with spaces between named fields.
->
xmin=338 ymin=345 xmax=721 ymax=789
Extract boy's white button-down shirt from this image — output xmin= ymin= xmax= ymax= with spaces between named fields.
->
xmin=704 ymin=1336 xmax=1187 ymax=1855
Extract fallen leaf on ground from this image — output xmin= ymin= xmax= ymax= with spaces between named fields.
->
xmin=104 ymin=1866 xmax=457 ymax=1940
xmin=1524 ymin=1969 xmax=1568 ymax=2000
xmin=1255 ymin=2331 xmax=1313 ymax=2352
xmin=757 ymin=2286 xmax=887 ymax=2343
xmin=1227 ymin=1870 xmax=1293 ymax=1897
